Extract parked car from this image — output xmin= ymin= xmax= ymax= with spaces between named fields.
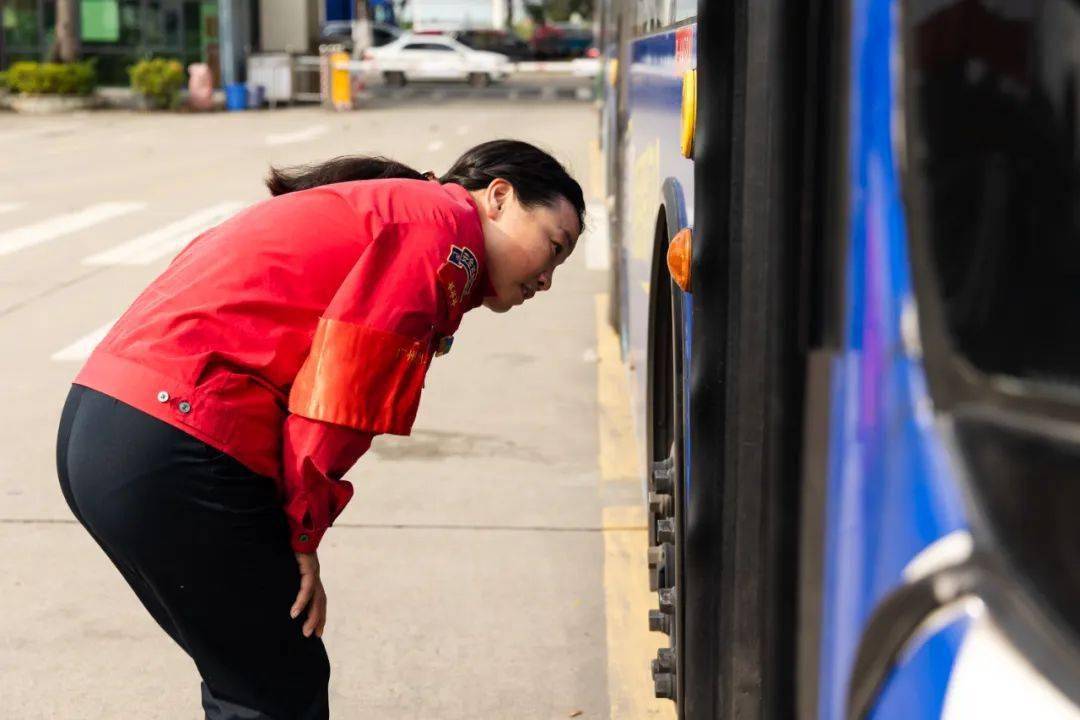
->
xmin=451 ymin=29 xmax=533 ymax=62
xmin=364 ymin=34 xmax=511 ymax=87
xmin=530 ymin=23 xmax=594 ymax=60
xmin=318 ymin=21 xmax=402 ymax=52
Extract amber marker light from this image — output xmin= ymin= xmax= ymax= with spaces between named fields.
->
xmin=667 ymin=228 xmax=693 ymax=292
xmin=680 ymin=69 xmax=698 ymax=158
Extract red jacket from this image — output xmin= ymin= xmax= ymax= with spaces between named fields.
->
xmin=74 ymin=179 xmax=490 ymax=552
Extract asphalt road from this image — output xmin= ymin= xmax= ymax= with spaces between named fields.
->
xmin=0 ymin=98 xmax=672 ymax=719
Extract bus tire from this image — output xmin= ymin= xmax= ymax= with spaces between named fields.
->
xmin=646 ymin=206 xmax=688 ymax=716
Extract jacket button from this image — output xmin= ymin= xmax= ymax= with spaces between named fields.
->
xmin=178 ymin=401 xmax=191 ymax=414
xmin=156 ymin=390 xmax=170 ymax=403
xmin=298 ymin=534 xmax=310 ymax=543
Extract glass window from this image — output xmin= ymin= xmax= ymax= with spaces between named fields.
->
xmin=81 ymin=0 xmax=121 ymax=43
xmin=3 ymin=0 xmax=41 ymax=48
xmin=905 ymin=0 xmax=1080 ymax=384
xmin=404 ymin=42 xmax=454 ymax=52
xmin=145 ymin=0 xmax=182 ymax=48
xmin=118 ymin=0 xmax=140 ymax=44
xmin=373 ymin=27 xmax=395 ymax=45
xmin=42 ymin=0 xmax=57 ymax=52
xmin=182 ymin=0 xmax=202 ymax=55
xmin=79 ymin=0 xmax=139 ymax=45
xmin=371 ymin=5 xmax=393 ymax=25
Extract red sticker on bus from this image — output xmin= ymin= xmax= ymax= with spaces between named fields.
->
xmin=675 ymin=26 xmax=694 ymax=71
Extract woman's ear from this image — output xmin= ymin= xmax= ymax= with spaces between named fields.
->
xmin=487 ymin=179 xmax=513 ymax=219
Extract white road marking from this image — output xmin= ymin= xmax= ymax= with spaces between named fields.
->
xmin=584 ymin=201 xmax=611 ymax=271
xmin=51 ymin=320 xmax=115 ymax=362
xmin=427 ymin=140 xmax=445 ymax=152
xmin=265 ymin=125 xmax=329 ymax=146
xmin=83 ymin=202 xmax=244 ymax=266
xmin=0 ymin=203 xmax=24 ymax=215
xmin=0 ymin=202 xmax=145 ymax=256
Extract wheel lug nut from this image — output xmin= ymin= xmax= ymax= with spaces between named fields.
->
xmin=647 ymin=545 xmax=665 ymax=591
xmin=647 ymin=544 xmax=674 ymax=592
xmin=647 ymin=545 xmax=664 ymax=568
xmin=648 ymin=492 xmax=673 ymax=517
xmin=659 ymin=587 xmax=676 ymax=615
xmin=653 ymin=671 xmax=676 ymax=699
xmin=650 ymin=457 xmax=674 ymax=493
xmin=648 ymin=609 xmax=671 ymax=634
xmin=655 ymin=647 xmax=675 ymax=673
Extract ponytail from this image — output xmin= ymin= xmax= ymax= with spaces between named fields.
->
xmin=265 ymin=156 xmax=426 ymax=196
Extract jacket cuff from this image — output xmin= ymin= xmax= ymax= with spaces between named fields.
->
xmin=288 ymin=523 xmax=325 ymax=554
xmin=284 ymin=493 xmax=328 ymax=553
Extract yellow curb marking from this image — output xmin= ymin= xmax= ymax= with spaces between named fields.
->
xmin=596 ymin=293 xmax=674 ymax=720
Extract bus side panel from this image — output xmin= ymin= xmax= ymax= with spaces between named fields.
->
xmin=818 ymin=1 xmax=969 ymax=717
xmin=623 ymin=26 xmax=697 ymax=473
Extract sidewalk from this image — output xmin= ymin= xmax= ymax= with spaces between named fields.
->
xmin=0 ymin=103 xmax=668 ymax=719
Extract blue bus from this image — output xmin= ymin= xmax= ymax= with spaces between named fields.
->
xmin=599 ymin=1 xmax=1080 ymax=718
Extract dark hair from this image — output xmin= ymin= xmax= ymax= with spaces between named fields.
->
xmin=266 ymin=139 xmax=586 ymax=231
xmin=265 ymin=156 xmax=427 ymax=195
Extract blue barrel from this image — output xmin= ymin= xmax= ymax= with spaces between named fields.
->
xmin=246 ymin=84 xmax=266 ymax=109
xmin=225 ymin=83 xmax=247 ymax=111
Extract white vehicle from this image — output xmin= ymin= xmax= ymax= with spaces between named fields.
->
xmin=364 ymin=34 xmax=511 ymax=87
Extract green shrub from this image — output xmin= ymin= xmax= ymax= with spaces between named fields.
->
xmin=0 ymin=71 xmax=8 ymax=91
xmin=128 ymin=58 xmax=185 ymax=109
xmin=6 ymin=60 xmax=97 ymax=95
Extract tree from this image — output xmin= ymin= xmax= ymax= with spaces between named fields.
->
xmin=524 ymin=3 xmax=545 ymax=24
xmin=51 ymin=0 xmax=81 ymax=63
xmin=526 ymin=0 xmax=594 ymax=23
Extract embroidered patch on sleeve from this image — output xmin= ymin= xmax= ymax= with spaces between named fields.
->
xmin=447 ymin=245 xmax=479 ymax=295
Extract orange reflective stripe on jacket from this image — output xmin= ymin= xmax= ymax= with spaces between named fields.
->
xmin=289 ymin=318 xmax=432 ymax=436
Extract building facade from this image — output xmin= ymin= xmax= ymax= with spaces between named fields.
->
xmin=0 ymin=0 xmax=335 ymax=86
xmin=0 ymin=0 xmax=232 ymax=84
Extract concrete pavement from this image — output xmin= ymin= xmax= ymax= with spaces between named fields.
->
xmin=0 ymin=101 xmax=671 ymax=719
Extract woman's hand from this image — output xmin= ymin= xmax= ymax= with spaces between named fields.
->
xmin=290 ymin=551 xmax=327 ymax=638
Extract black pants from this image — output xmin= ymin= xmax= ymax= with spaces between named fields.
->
xmin=56 ymin=384 xmax=330 ymax=720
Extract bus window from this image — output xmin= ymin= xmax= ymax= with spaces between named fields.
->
xmin=905 ymin=0 xmax=1080 ymax=385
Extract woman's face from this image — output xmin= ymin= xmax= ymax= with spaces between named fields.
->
xmin=473 ymin=179 xmax=581 ymax=313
